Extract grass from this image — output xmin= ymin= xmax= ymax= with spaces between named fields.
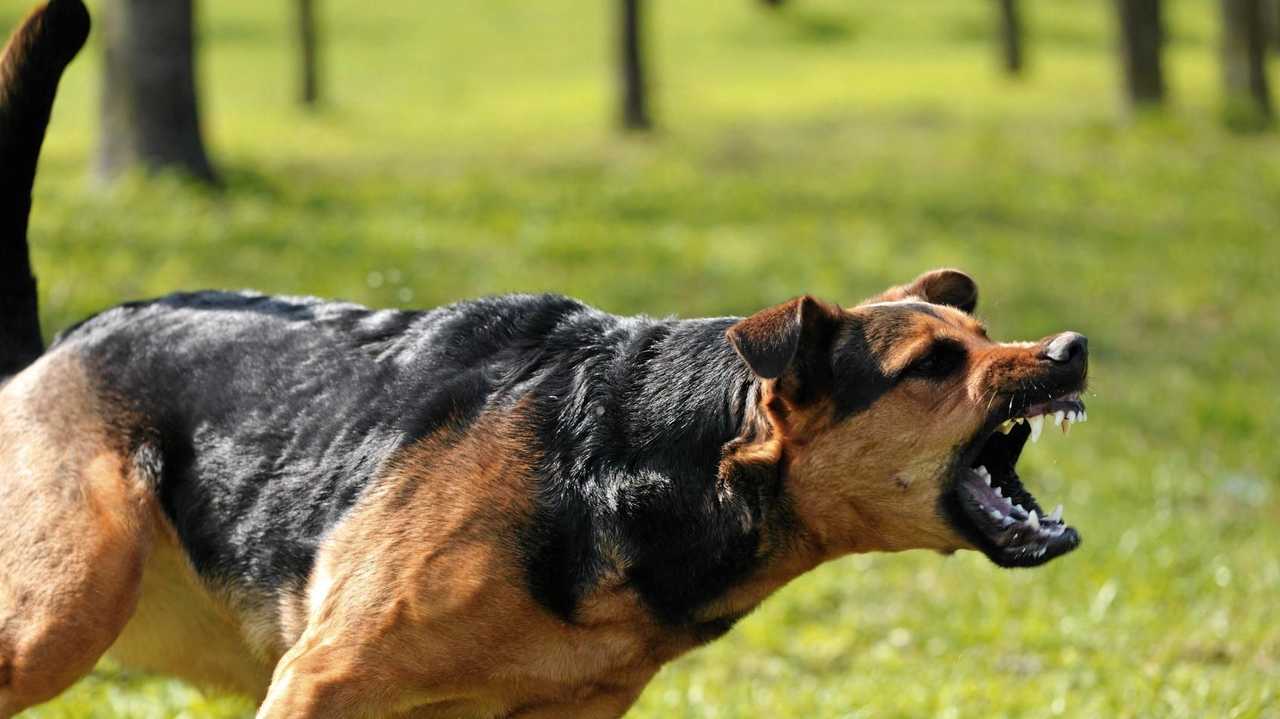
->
xmin=9 ymin=0 xmax=1280 ymax=716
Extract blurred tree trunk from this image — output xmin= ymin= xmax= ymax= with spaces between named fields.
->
xmin=996 ymin=0 xmax=1024 ymax=75
xmin=297 ymin=0 xmax=321 ymax=107
xmin=1264 ymin=0 xmax=1280 ymax=52
xmin=1115 ymin=0 xmax=1166 ymax=106
xmin=1220 ymin=0 xmax=1273 ymax=123
xmin=98 ymin=0 xmax=218 ymax=183
xmin=618 ymin=0 xmax=652 ymax=131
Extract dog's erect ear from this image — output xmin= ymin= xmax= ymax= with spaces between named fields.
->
xmin=727 ymin=296 xmax=841 ymax=383
xmin=865 ymin=269 xmax=978 ymax=314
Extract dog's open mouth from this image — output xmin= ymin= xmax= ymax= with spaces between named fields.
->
xmin=946 ymin=392 xmax=1085 ymax=567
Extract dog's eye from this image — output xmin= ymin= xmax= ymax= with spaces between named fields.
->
xmin=905 ymin=340 xmax=966 ymax=379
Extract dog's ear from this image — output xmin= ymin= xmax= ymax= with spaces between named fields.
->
xmin=727 ymin=297 xmax=841 ymax=398
xmin=864 ymin=269 xmax=978 ymax=314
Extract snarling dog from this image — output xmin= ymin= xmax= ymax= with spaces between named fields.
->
xmin=0 ymin=3 xmax=1089 ymax=717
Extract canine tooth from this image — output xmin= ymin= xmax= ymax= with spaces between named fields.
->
xmin=1028 ymin=415 xmax=1044 ymax=442
xmin=1053 ymin=410 xmax=1066 ymax=429
xmin=998 ymin=419 xmax=1015 ymax=434
xmin=1062 ymin=417 xmax=1072 ymax=435
xmin=1027 ymin=510 xmax=1040 ymax=530
xmin=1049 ymin=505 xmax=1063 ymax=522
xmin=1016 ymin=417 xmax=1026 ymax=425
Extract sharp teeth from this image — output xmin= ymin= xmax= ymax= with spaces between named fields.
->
xmin=1027 ymin=510 xmax=1040 ymax=530
xmin=1079 ymin=410 xmax=1088 ymax=423
xmin=994 ymin=487 xmax=1003 ymax=498
xmin=1062 ymin=417 xmax=1072 ymax=435
xmin=1028 ymin=415 xmax=1044 ymax=442
xmin=975 ymin=466 xmax=991 ymax=485
xmin=998 ymin=419 xmax=1015 ymax=434
xmin=1049 ymin=504 xmax=1063 ymax=522
xmin=1053 ymin=410 xmax=1066 ymax=429
xmin=1016 ymin=417 xmax=1025 ymax=425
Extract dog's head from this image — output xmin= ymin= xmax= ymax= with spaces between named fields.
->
xmin=727 ymin=269 xmax=1087 ymax=568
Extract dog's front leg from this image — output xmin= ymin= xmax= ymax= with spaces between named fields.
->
xmin=256 ymin=639 xmax=377 ymax=719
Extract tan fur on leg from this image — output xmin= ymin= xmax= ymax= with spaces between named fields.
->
xmin=0 ymin=355 xmax=154 ymax=715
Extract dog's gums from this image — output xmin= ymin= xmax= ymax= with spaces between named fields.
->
xmin=949 ymin=391 xmax=1086 ymax=567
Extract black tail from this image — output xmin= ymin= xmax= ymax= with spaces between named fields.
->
xmin=0 ymin=0 xmax=89 ymax=377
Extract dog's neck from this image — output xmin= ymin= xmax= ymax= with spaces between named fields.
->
xmin=519 ymin=309 xmax=841 ymax=631
xmin=629 ymin=322 xmax=854 ymax=628
xmin=601 ymin=318 xmax=827 ymax=625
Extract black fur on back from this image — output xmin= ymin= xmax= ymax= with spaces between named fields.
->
xmin=55 ymin=291 xmax=789 ymax=626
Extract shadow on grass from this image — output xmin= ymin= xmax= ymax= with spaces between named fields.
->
xmin=736 ymin=9 xmax=861 ymax=48
xmin=782 ymin=10 xmax=859 ymax=45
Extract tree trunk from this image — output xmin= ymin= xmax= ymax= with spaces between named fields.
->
xmin=1220 ymin=0 xmax=1273 ymax=123
xmin=297 ymin=0 xmax=320 ymax=107
xmin=996 ymin=0 xmax=1024 ymax=76
xmin=98 ymin=0 xmax=218 ymax=183
xmin=1264 ymin=0 xmax=1280 ymax=52
xmin=1116 ymin=0 xmax=1166 ymax=106
xmin=618 ymin=0 xmax=652 ymax=131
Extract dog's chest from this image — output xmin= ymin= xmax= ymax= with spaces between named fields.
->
xmin=107 ymin=534 xmax=278 ymax=698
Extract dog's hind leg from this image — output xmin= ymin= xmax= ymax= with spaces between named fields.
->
xmin=0 ymin=354 xmax=155 ymax=716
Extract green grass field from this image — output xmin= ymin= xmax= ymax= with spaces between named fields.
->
xmin=9 ymin=0 xmax=1280 ymax=716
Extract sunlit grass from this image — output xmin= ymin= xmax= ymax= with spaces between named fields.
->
xmin=11 ymin=0 xmax=1280 ymax=717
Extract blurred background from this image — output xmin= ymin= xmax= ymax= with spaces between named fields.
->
xmin=7 ymin=0 xmax=1279 ymax=716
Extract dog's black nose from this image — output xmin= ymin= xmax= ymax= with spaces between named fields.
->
xmin=1041 ymin=332 xmax=1088 ymax=364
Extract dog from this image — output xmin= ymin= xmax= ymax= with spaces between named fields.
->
xmin=0 ymin=2 xmax=1089 ymax=717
